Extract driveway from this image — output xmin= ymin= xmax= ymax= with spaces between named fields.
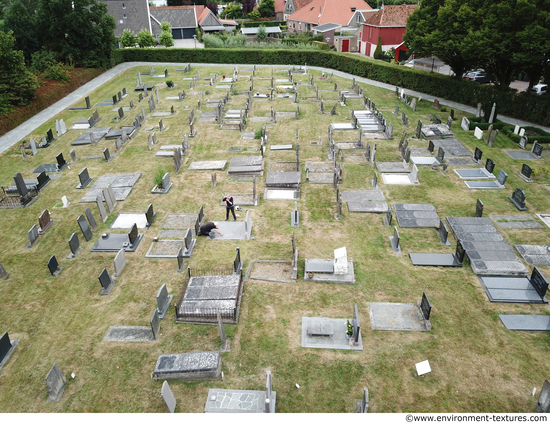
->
xmin=172 ymin=39 xmax=204 ymax=49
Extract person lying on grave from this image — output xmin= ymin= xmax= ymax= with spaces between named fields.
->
xmin=199 ymin=222 xmax=223 ymax=237
xmin=222 ymin=196 xmax=237 ymax=221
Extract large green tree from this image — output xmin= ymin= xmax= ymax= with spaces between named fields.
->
xmin=37 ymin=0 xmax=115 ymax=68
xmin=1 ymin=0 xmax=39 ymax=63
xmin=0 ymin=30 xmax=38 ymax=109
xmin=258 ymin=0 xmax=275 ymax=18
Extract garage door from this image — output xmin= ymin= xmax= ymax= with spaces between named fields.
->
xmin=342 ymin=39 xmax=349 ymax=52
xmin=172 ymin=29 xmax=182 ymax=39
xmin=183 ymin=28 xmax=196 ymax=39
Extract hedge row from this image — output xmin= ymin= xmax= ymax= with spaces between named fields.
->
xmin=113 ymin=49 xmax=550 ymax=127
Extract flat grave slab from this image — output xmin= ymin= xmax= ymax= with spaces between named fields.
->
xmin=395 ymin=204 xmax=439 ymax=228
xmin=32 ymin=164 xmax=65 ymax=174
xmin=301 ymin=317 xmax=363 ymax=350
xmin=265 ymin=172 xmax=301 ymax=187
xmin=162 ymin=213 xmax=198 ymax=230
xmin=228 ymin=165 xmax=263 ymax=174
xmin=431 ymin=138 xmax=470 ymax=156
xmin=158 ymin=230 xmax=187 ymax=239
xmin=421 ymin=125 xmax=454 ymax=138
xmin=506 ymin=151 xmax=542 ymax=160
xmin=330 ymin=123 xmax=357 ymax=130
xmin=464 ymin=180 xmax=505 ymax=189
xmin=145 ymin=240 xmax=183 ymax=258
xmin=91 ymin=233 xmax=143 ymax=252
xmin=305 ymin=162 xmax=333 ymax=173
xmin=454 ymin=168 xmax=494 ymax=179
xmin=152 ymin=351 xmax=221 ymax=381
xmin=307 ymin=173 xmax=332 ymax=184
xmin=447 ymin=216 xmax=528 ymax=276
xmin=208 ymin=221 xmax=251 ymax=240
xmin=270 ymin=144 xmax=293 ymax=150
xmin=205 ymin=389 xmax=275 ymax=413
xmin=479 ymin=276 xmax=547 ymax=303
xmin=241 ymin=132 xmax=255 ymax=139
xmin=347 ymin=201 xmax=388 ymax=213
xmin=263 ymin=188 xmax=300 ymax=200
xmin=79 ymin=173 xmax=141 ymax=203
xmin=381 ymin=174 xmax=416 ymax=185
xmin=445 ymin=157 xmax=478 ymax=167
xmin=304 ymin=259 xmax=355 ymax=284
xmin=491 ymin=215 xmax=543 ymax=230
xmin=249 ymin=117 xmax=272 ymax=123
xmin=499 ymin=315 xmax=550 ymax=331
xmin=151 ymin=112 xmax=173 ymax=117
xmin=514 ymin=245 xmax=550 ymax=266
xmin=411 ymin=157 xmax=438 ymax=166
xmin=103 ymin=326 xmax=154 ymax=342
xmin=246 ymin=261 xmax=294 ymax=284
xmin=110 ymin=213 xmax=148 ymax=229
xmin=341 ymin=190 xmax=386 ymax=202
xmin=368 ymin=302 xmax=431 ymax=331
xmin=536 ymin=214 xmax=550 ymax=229
xmin=71 ymin=128 xmax=111 ymax=145
xmin=409 ymin=253 xmax=463 ymax=267
xmin=376 ymin=162 xmax=411 ymax=174
xmin=188 ymin=161 xmax=227 ymax=171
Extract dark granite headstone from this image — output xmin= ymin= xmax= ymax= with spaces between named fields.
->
xmin=56 ymin=153 xmax=67 ymax=170
xmin=36 ymin=171 xmax=50 ymax=191
xmin=455 ymin=241 xmax=465 ymax=264
xmin=156 ymin=284 xmax=172 ymax=319
xmin=509 ymin=188 xmax=527 ymax=211
xmin=98 ymin=268 xmax=112 ymax=290
xmin=128 ymin=223 xmax=138 ymax=245
xmin=0 ymin=262 xmax=8 ymax=280
xmin=532 ymin=142 xmax=543 ymax=157
xmin=13 ymin=173 xmax=28 ymax=197
xmin=103 ymin=148 xmax=111 ymax=162
xmin=437 ymin=219 xmax=450 ymax=245
xmin=420 ymin=292 xmax=431 ymax=320
xmin=47 ymin=255 xmax=60 ymax=276
xmin=0 ymin=332 xmax=13 ymax=363
xmin=77 ymin=167 xmax=93 ymax=189
xmin=383 ymin=206 xmax=393 ymax=227
xmin=474 ymin=147 xmax=482 ymax=162
xmin=68 ymin=232 xmax=80 ymax=258
xmin=77 ymin=215 xmax=93 ymax=242
xmin=436 ymin=147 xmax=445 ymax=163
xmin=150 ymin=309 xmax=160 ymax=340
xmin=47 ymin=129 xmax=55 ymax=143
xmin=45 ymin=363 xmax=67 ymax=402
xmin=537 ymin=380 xmax=550 ymax=413
xmin=234 ymin=247 xmax=242 ymax=274
xmin=352 ymin=304 xmax=360 ymax=344
xmin=112 ymin=94 xmax=117 ymax=105
xmin=485 ymin=158 xmax=495 ymax=174
xmin=390 ymin=226 xmax=401 ymax=254
xmin=530 ymin=267 xmax=549 ymax=299
xmin=118 ymin=107 xmax=124 ymax=119
xmin=476 ymin=199 xmax=484 ymax=218
xmin=145 ymin=203 xmax=155 ymax=227
xmin=428 ymin=140 xmax=434 ymax=154
xmin=521 ymin=164 xmax=532 ymax=179
xmin=85 ymin=208 xmax=97 ymax=230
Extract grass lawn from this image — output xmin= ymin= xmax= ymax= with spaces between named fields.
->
xmin=0 ymin=64 xmax=549 ymax=413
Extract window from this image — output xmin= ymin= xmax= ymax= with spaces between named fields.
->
xmin=299 ymin=22 xmax=301 ymax=30
xmin=356 ymin=14 xmax=361 ymax=23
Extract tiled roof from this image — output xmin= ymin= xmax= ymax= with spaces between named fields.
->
xmin=275 ymin=0 xmax=286 ymax=12
xmin=293 ymin=0 xmax=316 ymax=12
xmin=149 ymin=6 xmax=197 ymax=29
xmin=287 ymin=0 xmax=372 ymax=26
xmin=362 ymin=4 xmax=418 ymax=27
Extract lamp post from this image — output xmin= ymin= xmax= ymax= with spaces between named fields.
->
xmin=193 ymin=34 xmax=197 ymax=49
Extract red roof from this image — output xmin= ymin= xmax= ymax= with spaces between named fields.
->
xmin=197 ymin=7 xmax=210 ymax=25
xmin=275 ymin=0 xmax=286 ymax=12
xmin=287 ymin=0 xmax=371 ymax=26
xmin=362 ymin=4 xmax=418 ymax=27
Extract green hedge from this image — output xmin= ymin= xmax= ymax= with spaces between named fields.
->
xmin=312 ymin=41 xmax=329 ymax=51
xmin=242 ymin=21 xmax=285 ymax=28
xmin=467 ymin=117 xmax=507 ymax=131
xmin=501 ymin=125 xmax=550 ymax=144
xmin=113 ymin=48 xmax=550 ymax=127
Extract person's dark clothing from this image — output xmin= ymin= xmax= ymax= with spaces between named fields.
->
xmin=199 ymin=222 xmax=217 ymax=236
xmin=223 ymin=196 xmax=237 ymax=220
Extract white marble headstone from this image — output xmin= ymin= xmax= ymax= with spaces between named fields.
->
xmin=474 ymin=127 xmax=483 ymax=140
xmin=62 ymin=196 xmax=70 ymax=207
xmin=415 ymin=360 xmax=431 ymax=376
xmin=514 ymin=125 xmax=520 ymax=134
xmin=519 ymin=128 xmax=525 ymax=137
xmin=334 ymin=246 xmax=348 ymax=275
xmin=461 ymin=117 xmax=470 ymax=131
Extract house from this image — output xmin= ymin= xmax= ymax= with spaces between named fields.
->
xmin=99 ymin=0 xmax=152 ymax=37
xmin=287 ymin=0 xmax=371 ymax=33
xmin=275 ymin=0 xmax=286 ymax=21
xmin=334 ymin=34 xmax=358 ymax=53
xmin=311 ymin=22 xmax=341 ymax=47
xmin=197 ymin=7 xmax=226 ymax=35
xmin=283 ymin=0 xmax=315 ymax=21
xmin=220 ymin=18 xmax=239 ymax=32
xmin=241 ymin=27 xmax=282 ymax=39
xmin=359 ymin=4 xmax=418 ymax=58
xmin=149 ymin=6 xmax=198 ymax=39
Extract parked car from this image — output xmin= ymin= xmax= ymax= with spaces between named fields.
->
xmin=531 ymin=83 xmax=547 ymax=95
xmin=463 ymin=70 xmax=490 ymax=83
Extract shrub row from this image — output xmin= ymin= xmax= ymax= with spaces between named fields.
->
xmin=113 ymin=49 xmax=550 ymax=127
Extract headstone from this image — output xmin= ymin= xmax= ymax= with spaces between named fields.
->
xmin=156 ymin=284 xmax=172 ymax=319
xmin=352 ymin=304 xmax=360 ymax=344
xmin=446 ymin=116 xmax=452 ymax=129
xmin=436 ymin=147 xmax=445 ymax=163
xmin=537 ymin=380 xmax=550 ymax=413
xmin=161 ymin=173 xmax=170 ymax=192
xmin=485 ymin=158 xmax=495 ymax=174
xmin=102 ymin=186 xmax=117 ymax=213
xmin=68 ymin=232 xmax=80 ymax=258
xmin=334 ymin=247 xmax=348 ymax=275
xmin=159 ymin=119 xmax=164 ymax=132
xmin=13 ymin=172 xmax=28 ymax=197
xmin=455 ymin=241 xmax=465 ymax=264
xmin=28 ymin=224 xmax=39 ymax=247
xmin=161 ymin=381 xmax=176 ymax=413
xmin=420 ymin=292 xmax=431 ymax=321
xmin=390 ymin=226 xmax=401 ymax=254
xmin=488 ymin=103 xmax=496 ymax=123
xmin=217 ymin=312 xmax=227 ymax=351
xmin=96 ymin=196 xmax=108 ymax=222
xmin=145 ymin=203 xmax=155 ymax=227
xmin=150 ymin=309 xmax=160 ymax=340
xmin=47 ymin=129 xmax=55 ymax=143
xmin=415 ymin=120 xmax=422 ymax=139
xmin=519 ymin=136 xmax=527 ymax=150
xmin=474 ymin=147 xmax=483 ymax=163
xmin=211 ymin=172 xmax=217 ymax=188
xmin=497 ymin=170 xmax=508 ymax=186
xmin=521 ymin=164 xmax=533 ymax=180
xmin=475 ymin=199 xmax=484 ymax=218
xmin=47 ymin=255 xmax=61 ymax=276
xmin=488 ymin=129 xmax=498 ymax=147
xmin=30 ymin=138 xmax=37 ymax=155
xmin=77 ymin=214 xmax=93 ymax=242
xmin=474 ymin=127 xmax=483 ymax=140
xmin=103 ymin=148 xmax=111 ymax=163
xmin=61 ymin=196 xmax=70 ymax=208
xmin=98 ymin=268 xmax=113 ymax=292
xmin=357 ymin=388 xmax=369 ymax=413
xmin=0 ymin=262 xmax=7 ymax=280
xmin=532 ymin=141 xmax=543 ymax=158
xmin=476 ymin=103 xmax=482 ymax=117
xmin=508 ymin=188 xmax=527 ymax=211
xmin=519 ymin=128 xmax=526 ymax=137
xmin=176 ymin=247 xmax=185 ymax=272
xmin=85 ymin=96 xmax=91 ymax=109
xmin=461 ymin=117 xmax=470 ymax=131
xmin=428 ymin=140 xmax=434 ymax=154
xmin=45 ymin=363 xmax=66 ymax=402
xmin=383 ymin=206 xmax=393 ymax=227
xmin=530 ymin=268 xmax=549 ymax=299
xmin=77 ymin=167 xmax=92 ymax=189
xmin=436 ymin=219 xmax=450 ymax=245
xmin=432 ymin=99 xmax=439 ymax=109
xmin=38 ymin=209 xmax=53 ymax=234
xmin=514 ymin=125 xmax=520 ymax=135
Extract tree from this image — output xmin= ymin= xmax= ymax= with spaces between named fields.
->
xmin=159 ymin=22 xmax=174 ymax=47
xmin=373 ymin=36 xmax=382 ymax=59
xmin=120 ymin=29 xmax=136 ymax=48
xmin=242 ymin=0 xmax=256 ymax=15
xmin=137 ymin=29 xmax=156 ymax=48
xmin=0 ymin=30 xmax=38 ymax=108
xmin=36 ymin=0 xmax=115 ymax=68
xmin=206 ymin=1 xmax=218 ymax=16
xmin=256 ymin=25 xmax=267 ymax=41
xmin=220 ymin=3 xmax=243 ymax=19
xmin=1 ymin=0 xmax=39 ymax=63
xmin=258 ymin=0 xmax=275 ymax=18
xmin=247 ymin=10 xmax=261 ymax=20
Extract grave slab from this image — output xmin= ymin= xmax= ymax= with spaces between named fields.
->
xmin=110 ymin=213 xmax=148 ymax=229
xmin=411 ymin=157 xmax=438 ymax=166
xmin=208 ymin=221 xmax=251 ymax=240
xmin=409 ymin=253 xmax=463 ymax=267
xmin=103 ymin=326 xmax=155 ymax=342
xmin=301 ymin=317 xmax=363 ymax=350
xmin=491 ymin=215 xmax=543 ymax=230
xmin=376 ymin=162 xmax=411 ymax=173
xmin=91 ymin=233 xmax=143 ymax=252
xmin=204 ymin=389 xmax=276 ymax=413
xmin=479 ymin=276 xmax=547 ymax=303
xmin=499 ymin=315 xmax=550 ymax=331
xmin=395 ymin=204 xmax=439 ymax=228
xmin=263 ymin=188 xmax=300 ymax=200
xmin=189 ymin=161 xmax=227 ymax=170
xmin=152 ymin=351 xmax=221 ymax=381
xmin=381 ymin=173 xmax=417 ymax=185
xmin=506 ymin=151 xmax=542 ymax=160
xmin=454 ymin=168 xmax=495 ymax=179
xmin=514 ymin=245 xmax=550 ymax=266
xmin=368 ymin=302 xmax=431 ymax=331
xmin=304 ymin=259 xmax=355 ymax=284
xmin=145 ymin=240 xmax=183 ymax=258
xmin=464 ymin=180 xmax=505 ymax=189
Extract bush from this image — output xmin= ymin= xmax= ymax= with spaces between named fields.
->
xmin=247 ymin=10 xmax=261 ymax=20
xmin=373 ymin=36 xmax=382 ymax=59
xmin=166 ymin=80 xmax=174 ymax=88
xmin=312 ymin=41 xmax=329 ymax=51
xmin=43 ymin=61 xmax=71 ymax=83
xmin=195 ymin=28 xmax=202 ymax=43
xmin=30 ymin=49 xmax=59 ymax=73
xmin=120 ymin=29 xmax=136 ymax=48
xmin=254 ymin=129 xmax=262 ymax=139
xmin=154 ymin=165 xmax=167 ymax=188
xmin=159 ymin=31 xmax=174 ymax=48
xmin=501 ymin=125 xmax=550 ymax=144
xmin=137 ymin=30 xmax=155 ymax=48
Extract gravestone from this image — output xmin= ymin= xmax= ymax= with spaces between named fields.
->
xmin=218 ymin=312 xmax=228 ymax=351
xmin=352 ymin=304 xmax=360 ymax=344
xmin=435 ymin=147 xmax=445 ymax=164
xmin=476 ymin=103 xmax=482 ymax=117
xmin=334 ymin=247 xmax=348 ymax=275
xmin=475 ymin=199 xmax=484 ymax=218
xmin=474 ymin=127 xmax=483 ymax=140
xmin=30 ymin=138 xmax=37 ymax=155
xmin=383 ymin=206 xmax=393 ymax=227
xmin=96 ymin=195 xmax=108 ymax=222
xmin=102 ymin=186 xmax=117 ymax=213
xmin=485 ymin=158 xmax=495 ymax=174
xmin=488 ymin=129 xmax=498 ymax=147
xmin=103 ymin=148 xmax=111 ymax=163
xmin=291 ymin=201 xmax=299 ymax=227
xmin=77 ymin=167 xmax=93 ymax=189
xmin=36 ymin=171 xmax=50 ymax=191
xmin=47 ymin=129 xmax=55 ymax=143
xmin=0 ymin=262 xmax=7 ymax=280
xmin=47 ymin=255 xmax=62 ymax=276
xmin=14 ymin=172 xmax=28 ymax=197
xmin=45 ymin=363 xmax=66 ymax=402
xmin=356 ymin=388 xmax=369 ymax=413
xmin=145 ymin=203 xmax=155 ymax=227
xmin=415 ymin=120 xmax=422 ymax=139
xmin=176 ymin=247 xmax=185 ymax=273
xmin=28 ymin=224 xmax=39 ymax=247
xmin=77 ymin=214 xmax=93 ymax=242
xmin=447 ymin=116 xmax=452 ymax=129
xmin=38 ymin=209 xmax=53 ymax=235
xmin=67 ymin=232 xmax=80 ymax=259
xmin=474 ymin=147 xmax=483 ymax=163
xmin=488 ymin=103 xmax=496 ymax=123
xmin=211 ymin=172 xmax=217 ymax=188
xmin=420 ymin=292 xmax=431 ymax=321
xmin=497 ymin=170 xmax=508 ymax=186
xmin=161 ymin=381 xmax=176 ymax=413
xmin=61 ymin=196 xmax=70 ymax=208
xmin=537 ymin=380 xmax=550 ymax=413
xmin=530 ymin=268 xmax=549 ymax=299
xmin=519 ymin=136 xmax=527 ymax=150
xmin=532 ymin=141 xmax=543 ymax=158
xmin=113 ymin=249 xmax=126 ymax=279
xmin=461 ymin=117 xmax=470 ymax=131
xmin=70 ymin=149 xmax=77 ymax=163
xmin=519 ymin=164 xmax=533 ymax=182
xmin=436 ymin=219 xmax=450 ymax=246
xmin=150 ymin=309 xmax=160 ymax=340
xmin=85 ymin=208 xmax=97 ymax=230
xmin=156 ymin=284 xmax=172 ymax=319
xmin=98 ymin=268 xmax=113 ymax=294
xmin=390 ymin=226 xmax=401 ymax=254
xmin=508 ymin=188 xmax=527 ymax=211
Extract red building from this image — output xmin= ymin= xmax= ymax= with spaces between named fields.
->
xmin=359 ymin=4 xmax=418 ymax=58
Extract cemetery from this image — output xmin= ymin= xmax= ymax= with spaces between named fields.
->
xmin=2 ymin=62 xmax=550 ymax=413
